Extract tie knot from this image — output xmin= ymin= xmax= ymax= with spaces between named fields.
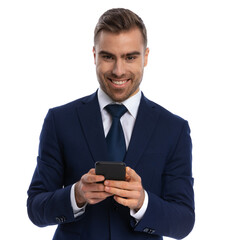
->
xmin=105 ymin=104 xmax=128 ymax=119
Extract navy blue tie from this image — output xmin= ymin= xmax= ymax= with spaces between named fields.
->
xmin=105 ymin=104 xmax=128 ymax=162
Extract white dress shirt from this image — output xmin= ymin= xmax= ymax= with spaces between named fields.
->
xmin=70 ymin=88 xmax=149 ymax=222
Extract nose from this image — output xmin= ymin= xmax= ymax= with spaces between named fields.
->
xmin=112 ymin=60 xmax=126 ymax=77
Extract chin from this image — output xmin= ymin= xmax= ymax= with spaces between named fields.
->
xmin=109 ymin=93 xmax=128 ymax=102
xmin=115 ymin=95 xmax=133 ymax=102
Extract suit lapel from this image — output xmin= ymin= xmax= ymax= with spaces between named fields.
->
xmin=124 ymin=95 xmax=161 ymax=168
xmin=76 ymin=92 xmax=108 ymax=164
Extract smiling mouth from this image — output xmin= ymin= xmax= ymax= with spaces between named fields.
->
xmin=108 ymin=78 xmax=130 ymax=86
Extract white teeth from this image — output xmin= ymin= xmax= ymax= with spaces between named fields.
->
xmin=112 ymin=80 xmax=127 ymax=85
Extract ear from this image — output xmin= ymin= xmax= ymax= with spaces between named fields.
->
xmin=144 ymin=48 xmax=150 ymax=67
xmin=93 ymin=46 xmax=96 ymax=64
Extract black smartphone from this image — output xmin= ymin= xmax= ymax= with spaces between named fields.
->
xmin=95 ymin=161 xmax=126 ymax=181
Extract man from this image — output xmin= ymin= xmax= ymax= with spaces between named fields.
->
xmin=27 ymin=8 xmax=195 ymax=240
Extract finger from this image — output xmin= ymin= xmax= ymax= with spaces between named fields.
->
xmin=104 ymin=186 xmax=141 ymax=199
xmin=114 ymin=195 xmax=129 ymax=206
xmin=113 ymin=195 xmax=139 ymax=209
xmin=85 ymin=191 xmax=113 ymax=201
xmin=126 ymin=167 xmax=141 ymax=182
xmin=104 ymin=180 xmax=141 ymax=191
xmin=82 ymin=172 xmax=105 ymax=183
xmin=86 ymin=192 xmax=113 ymax=205
xmin=87 ymin=198 xmax=103 ymax=205
xmin=125 ymin=175 xmax=131 ymax=181
xmin=88 ymin=168 xmax=96 ymax=174
xmin=81 ymin=183 xmax=105 ymax=193
xmin=113 ymin=190 xmax=145 ymax=210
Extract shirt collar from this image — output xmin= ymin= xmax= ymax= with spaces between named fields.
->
xmin=98 ymin=88 xmax=141 ymax=119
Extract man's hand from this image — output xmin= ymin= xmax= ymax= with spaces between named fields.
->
xmin=104 ymin=167 xmax=145 ymax=212
xmin=75 ymin=168 xmax=113 ymax=207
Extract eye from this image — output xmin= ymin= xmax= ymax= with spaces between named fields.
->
xmin=102 ymin=55 xmax=114 ymax=61
xmin=126 ymin=56 xmax=136 ymax=61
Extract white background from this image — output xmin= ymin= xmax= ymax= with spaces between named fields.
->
xmin=0 ymin=0 xmax=239 ymax=239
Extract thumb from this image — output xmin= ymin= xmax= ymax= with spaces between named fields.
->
xmin=126 ymin=167 xmax=141 ymax=182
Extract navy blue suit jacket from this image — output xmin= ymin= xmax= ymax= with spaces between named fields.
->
xmin=27 ymin=91 xmax=195 ymax=239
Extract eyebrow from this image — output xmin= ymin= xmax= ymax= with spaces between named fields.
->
xmin=126 ymin=51 xmax=141 ymax=57
xmin=98 ymin=51 xmax=114 ymax=56
xmin=98 ymin=50 xmax=141 ymax=58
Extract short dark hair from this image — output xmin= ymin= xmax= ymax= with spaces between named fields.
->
xmin=94 ymin=8 xmax=147 ymax=48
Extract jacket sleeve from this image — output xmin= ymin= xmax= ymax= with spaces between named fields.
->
xmin=133 ymin=121 xmax=195 ymax=239
xmin=27 ymin=109 xmax=78 ymax=227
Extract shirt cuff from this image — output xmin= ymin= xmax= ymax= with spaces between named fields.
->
xmin=70 ymin=183 xmax=87 ymax=218
xmin=130 ymin=190 xmax=149 ymax=222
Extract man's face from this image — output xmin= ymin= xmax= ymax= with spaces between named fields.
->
xmin=93 ymin=28 xmax=149 ymax=102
